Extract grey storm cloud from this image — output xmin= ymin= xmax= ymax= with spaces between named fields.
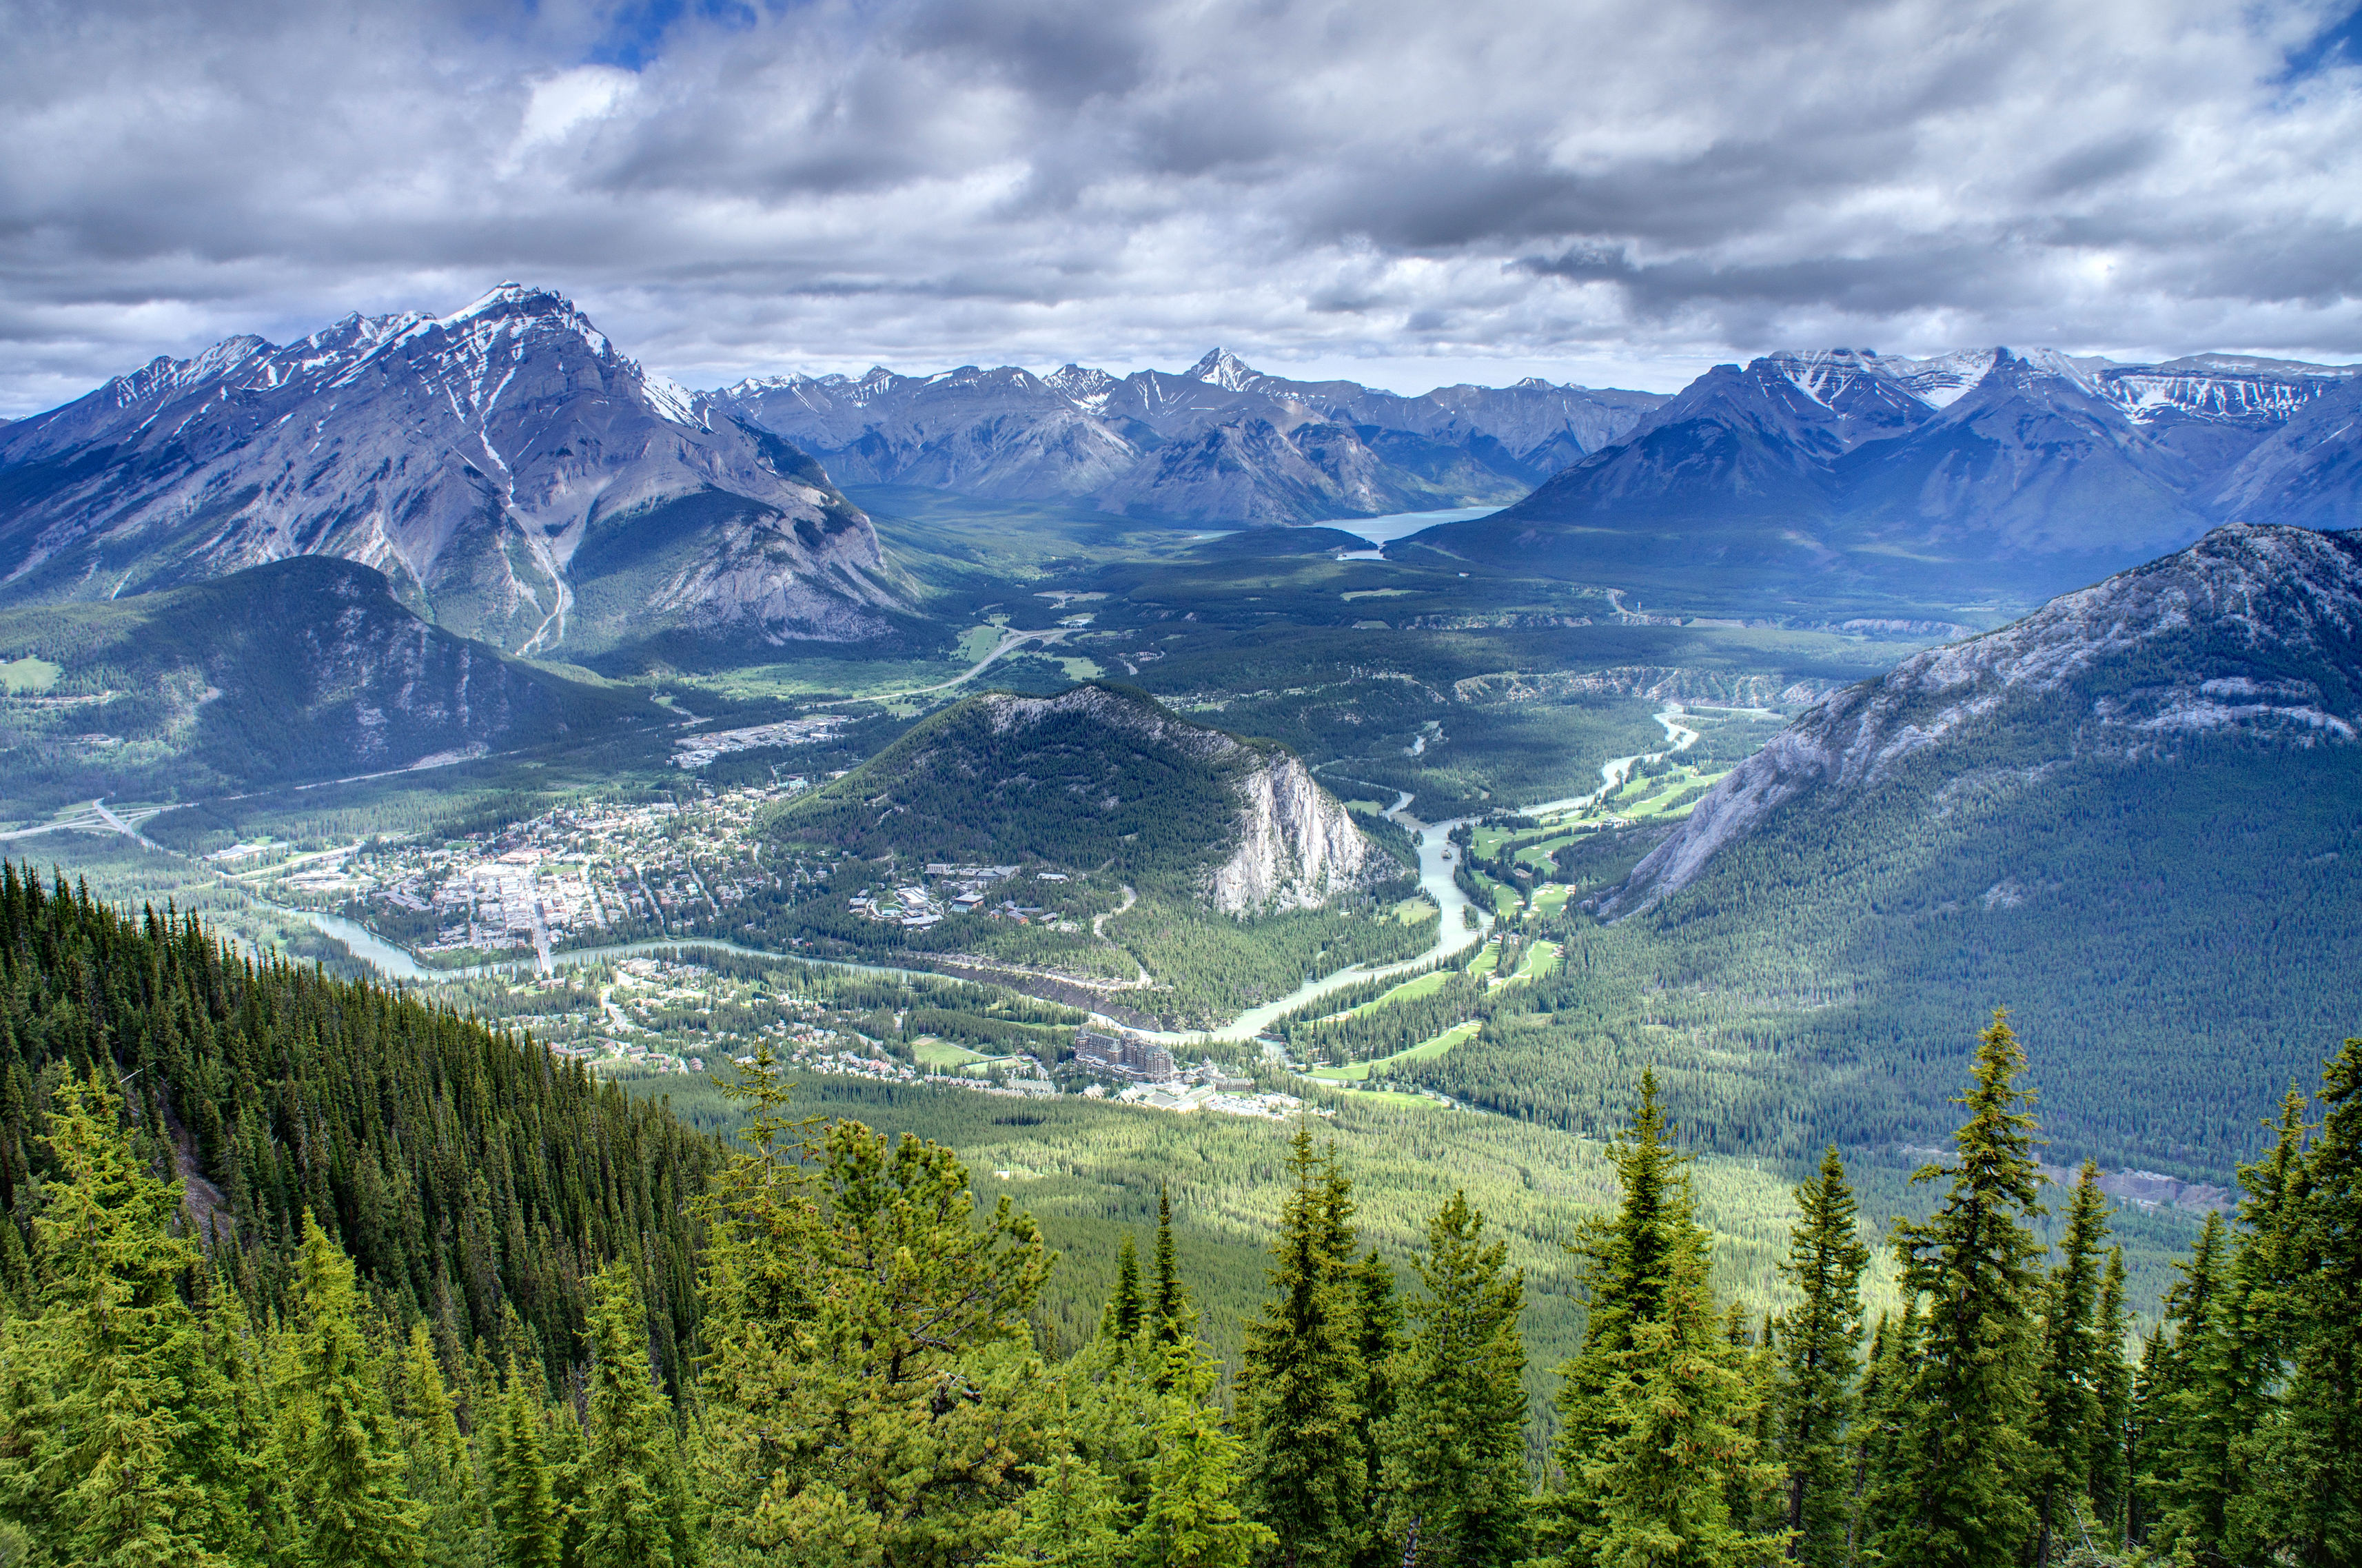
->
xmin=1 ymin=0 xmax=2359 ymax=415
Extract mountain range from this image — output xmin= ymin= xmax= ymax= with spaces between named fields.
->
xmin=0 ymin=284 xmax=899 ymax=661
xmin=1406 ymin=347 xmax=2362 ymax=607
xmin=711 ymin=350 xmax=1667 ymax=525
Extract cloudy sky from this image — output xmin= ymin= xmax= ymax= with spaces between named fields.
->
xmin=3 ymin=0 xmax=2359 ymax=416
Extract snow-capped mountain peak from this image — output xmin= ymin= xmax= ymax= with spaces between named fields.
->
xmin=1188 ymin=348 xmax=1262 ymax=391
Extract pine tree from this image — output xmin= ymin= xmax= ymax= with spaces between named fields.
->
xmin=1376 ymin=1190 xmax=1528 ymax=1568
xmin=2088 ymin=1247 xmax=2133 ymax=1547
xmin=1865 ymin=1011 xmax=2046 ymax=1568
xmin=1239 ymin=1127 xmax=1365 ymax=1568
xmin=1347 ymin=1245 xmax=1401 ymax=1564
xmin=1549 ymin=1071 xmax=1780 ymax=1568
xmin=1101 ymin=1233 xmax=1144 ymax=1345
xmin=277 ymin=1210 xmax=422 ymax=1568
xmin=1773 ymin=1144 xmax=1869 ymax=1568
xmin=1150 ymin=1185 xmax=1191 ymax=1352
xmin=395 ymin=1318 xmax=490 ymax=1568
xmin=2028 ymin=1161 xmax=2110 ymax=1568
xmin=2242 ymin=1039 xmax=2362 ymax=1567
xmin=1134 ymin=1336 xmax=1278 ymax=1568
xmin=1849 ymin=1300 xmax=1918 ymax=1558
xmin=491 ymin=1362 xmax=566 ymax=1568
xmin=0 ymin=1071 xmax=244 ymax=1565
xmin=581 ymin=1260 xmax=686 ymax=1568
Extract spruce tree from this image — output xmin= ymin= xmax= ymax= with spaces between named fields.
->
xmin=981 ymin=1452 xmax=1127 ymax=1568
xmin=0 ymin=1071 xmax=242 ymax=1565
xmin=395 ymin=1318 xmax=490 ymax=1568
xmin=1549 ymin=1071 xmax=1780 ymax=1567
xmin=1102 ymin=1233 xmax=1144 ymax=1345
xmin=2147 ymin=1210 xmax=2246 ymax=1563
xmin=581 ymin=1260 xmax=685 ymax=1568
xmin=1849 ymin=1300 xmax=1919 ymax=1557
xmin=2244 ymin=1039 xmax=2362 ymax=1566
xmin=1376 ymin=1190 xmax=1528 ymax=1568
xmin=491 ymin=1362 xmax=566 ymax=1568
xmin=1151 ymin=1185 xmax=1191 ymax=1351
xmin=1347 ymin=1246 xmax=1401 ymax=1564
xmin=1773 ymin=1144 xmax=1869 ymax=1568
xmin=1866 ymin=1011 xmax=2046 ymax=1568
xmin=2088 ymin=1247 xmax=2133 ymax=1547
xmin=2028 ymin=1161 xmax=2110 ymax=1568
xmin=1239 ymin=1127 xmax=1365 ymax=1568
xmin=277 ymin=1210 xmax=422 ymax=1568
xmin=1134 ymin=1336 xmax=1278 ymax=1568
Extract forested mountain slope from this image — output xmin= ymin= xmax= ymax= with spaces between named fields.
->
xmin=1587 ymin=522 xmax=2362 ymax=1173
xmin=0 ymin=283 xmax=899 ymax=658
xmin=0 ymin=557 xmax=655 ymax=817
xmin=0 ymin=864 xmax=712 ymax=1388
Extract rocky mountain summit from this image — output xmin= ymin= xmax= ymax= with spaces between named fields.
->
xmin=712 ymin=350 xmax=1666 ymax=525
xmin=0 ymin=284 xmax=898 ymax=660
xmin=1602 ymin=522 xmax=2362 ymax=915
xmin=1409 ymin=346 xmax=2361 ymax=604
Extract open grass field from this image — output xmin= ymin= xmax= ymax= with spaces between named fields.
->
xmin=0 ymin=657 xmax=61 ymax=693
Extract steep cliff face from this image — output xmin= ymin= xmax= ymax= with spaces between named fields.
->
xmin=0 ymin=284 xmax=897 ymax=655
xmin=1210 ymin=752 xmax=1373 ymax=913
xmin=1600 ymin=522 xmax=2362 ymax=916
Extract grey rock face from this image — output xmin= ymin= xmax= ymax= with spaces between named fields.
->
xmin=0 ymin=284 xmax=897 ymax=655
xmin=1600 ymin=522 xmax=2362 ymax=916
xmin=713 ymin=349 xmax=1667 ymax=525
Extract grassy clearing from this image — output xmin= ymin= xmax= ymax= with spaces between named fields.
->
xmin=1494 ymin=940 xmax=1562 ymax=987
xmin=1055 ymin=656 xmax=1105 ymax=681
xmin=1310 ymin=1017 xmax=1481 ymax=1083
xmin=0 ymin=658 xmax=61 ymax=694
xmin=912 ymin=1037 xmax=989 ymax=1070
xmin=953 ymin=625 xmax=1005 ymax=662
xmin=1531 ymin=884 xmax=1573 ymax=917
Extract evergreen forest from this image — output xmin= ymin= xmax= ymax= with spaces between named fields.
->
xmin=1 ymin=868 xmax=2356 ymax=1568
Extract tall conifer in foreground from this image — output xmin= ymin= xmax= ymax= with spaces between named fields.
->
xmin=0 ymin=1072 xmax=247 ymax=1565
xmin=582 ymin=1259 xmax=689 ymax=1568
xmin=2088 ymin=1245 xmax=2133 ymax=1546
xmin=491 ymin=1361 xmax=566 ymax=1568
xmin=276 ymin=1212 xmax=423 ymax=1568
xmin=2028 ymin=1161 xmax=2111 ymax=1568
xmin=1101 ymin=1234 xmax=1143 ymax=1345
xmin=1376 ymin=1190 xmax=1528 ymax=1568
xmin=1864 ymin=1010 xmax=2045 ymax=1568
xmin=1239 ymin=1128 xmax=1365 ymax=1568
xmin=1151 ymin=1185 xmax=1191 ymax=1350
xmin=1547 ymin=1070 xmax=1780 ymax=1568
xmin=1773 ymin=1144 xmax=1868 ymax=1568
xmin=2240 ymin=1040 xmax=2362 ymax=1566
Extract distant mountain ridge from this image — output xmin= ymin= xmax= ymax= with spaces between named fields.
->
xmin=711 ymin=350 xmax=1667 ymax=525
xmin=1406 ymin=345 xmax=2362 ymax=605
xmin=0 ymin=556 xmax=649 ymax=814
xmin=0 ymin=284 xmax=900 ymax=661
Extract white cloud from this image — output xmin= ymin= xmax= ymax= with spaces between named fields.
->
xmin=1 ymin=0 xmax=2357 ymax=416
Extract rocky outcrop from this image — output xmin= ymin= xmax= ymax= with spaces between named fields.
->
xmin=1600 ymin=522 xmax=2362 ymax=917
xmin=1212 ymin=753 xmax=1374 ymax=913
